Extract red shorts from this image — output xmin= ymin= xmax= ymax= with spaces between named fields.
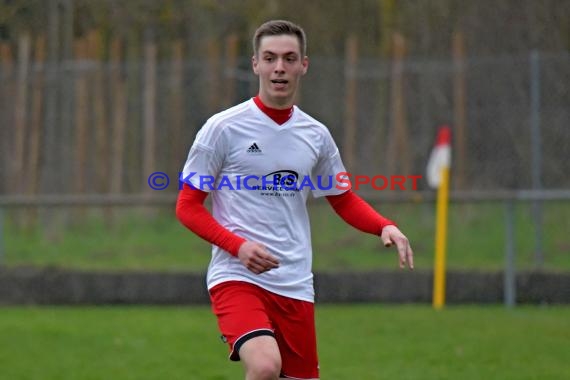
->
xmin=209 ymin=281 xmax=319 ymax=379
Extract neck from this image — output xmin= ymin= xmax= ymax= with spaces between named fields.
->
xmin=253 ymin=95 xmax=294 ymax=125
xmin=257 ymin=93 xmax=293 ymax=110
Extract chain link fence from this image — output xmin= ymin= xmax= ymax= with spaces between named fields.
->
xmin=1 ymin=50 xmax=568 ymax=196
xmin=0 ymin=46 xmax=569 ymax=271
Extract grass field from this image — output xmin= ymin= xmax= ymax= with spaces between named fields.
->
xmin=4 ymin=200 xmax=570 ymax=271
xmin=0 ymin=305 xmax=569 ymax=380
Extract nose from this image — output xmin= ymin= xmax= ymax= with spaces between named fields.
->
xmin=274 ymin=58 xmax=285 ymax=73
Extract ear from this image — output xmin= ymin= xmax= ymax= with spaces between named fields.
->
xmin=301 ymin=56 xmax=309 ymax=75
xmin=252 ymin=55 xmax=259 ymax=75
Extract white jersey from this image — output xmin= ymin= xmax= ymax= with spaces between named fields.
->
xmin=181 ymin=98 xmax=347 ymax=302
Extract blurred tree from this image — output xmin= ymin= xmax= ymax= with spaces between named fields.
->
xmin=1 ymin=0 xmax=568 ymax=57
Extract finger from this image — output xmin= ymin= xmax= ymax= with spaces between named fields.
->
xmin=264 ymin=255 xmax=280 ymax=267
xmin=263 ymin=258 xmax=279 ymax=269
xmin=251 ymin=255 xmax=278 ymax=272
xmin=251 ymin=256 xmax=272 ymax=269
xmin=397 ymin=241 xmax=408 ymax=269
xmin=248 ymin=260 xmax=264 ymax=273
xmin=248 ymin=255 xmax=269 ymax=270
xmin=407 ymin=245 xmax=414 ymax=270
xmin=258 ymin=258 xmax=278 ymax=271
xmin=249 ymin=262 xmax=268 ymax=274
xmin=257 ymin=250 xmax=280 ymax=267
xmin=248 ymin=265 xmax=261 ymax=274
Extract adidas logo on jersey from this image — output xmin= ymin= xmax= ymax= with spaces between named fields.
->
xmin=247 ymin=142 xmax=262 ymax=154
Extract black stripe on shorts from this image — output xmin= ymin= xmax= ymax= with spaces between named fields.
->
xmin=230 ymin=329 xmax=275 ymax=361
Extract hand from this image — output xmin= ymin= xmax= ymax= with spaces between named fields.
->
xmin=381 ymin=225 xmax=414 ymax=270
xmin=237 ymin=241 xmax=280 ymax=274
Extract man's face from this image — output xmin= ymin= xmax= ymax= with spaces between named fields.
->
xmin=252 ymin=34 xmax=308 ymax=109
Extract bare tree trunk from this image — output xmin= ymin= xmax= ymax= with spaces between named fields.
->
xmin=142 ymin=29 xmax=157 ymax=217
xmin=59 ymin=0 xmax=74 ymax=227
xmin=26 ymin=35 xmax=47 ymax=229
xmin=0 ymin=42 xmax=15 ymax=196
xmin=73 ymin=36 xmax=88 ymax=221
xmin=453 ymin=31 xmax=467 ymax=190
xmin=13 ymin=33 xmax=31 ymax=198
xmin=223 ymin=34 xmax=238 ymax=108
xmin=387 ymin=32 xmax=411 ymax=176
xmin=206 ymin=37 xmax=221 ymax=114
xmin=41 ymin=0 xmax=61 ymax=241
xmin=343 ymin=35 xmax=358 ymax=172
xmin=110 ymin=38 xmax=127 ymax=196
xmin=374 ymin=0 xmax=395 ymax=172
xmin=169 ymin=40 xmax=184 ymax=179
xmin=126 ymin=29 xmax=141 ymax=194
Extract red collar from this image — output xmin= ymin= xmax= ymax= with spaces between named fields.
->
xmin=253 ymin=95 xmax=293 ymax=125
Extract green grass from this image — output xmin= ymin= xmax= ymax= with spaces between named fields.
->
xmin=3 ymin=201 xmax=570 ymax=271
xmin=0 ymin=305 xmax=569 ymax=379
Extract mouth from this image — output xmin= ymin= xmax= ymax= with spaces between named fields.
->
xmin=270 ymin=79 xmax=289 ymax=89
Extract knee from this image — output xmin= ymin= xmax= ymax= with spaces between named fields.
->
xmin=245 ymin=356 xmax=281 ymax=380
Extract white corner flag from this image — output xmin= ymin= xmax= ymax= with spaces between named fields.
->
xmin=428 ymin=125 xmax=452 ymax=309
xmin=426 ymin=125 xmax=452 ymax=189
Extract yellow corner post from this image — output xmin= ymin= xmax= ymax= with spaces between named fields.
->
xmin=433 ymin=167 xmax=450 ymax=309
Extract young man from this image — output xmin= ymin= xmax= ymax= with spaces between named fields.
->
xmin=176 ymin=20 xmax=413 ymax=380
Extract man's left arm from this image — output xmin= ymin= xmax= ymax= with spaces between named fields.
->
xmin=326 ymin=190 xmax=414 ymax=269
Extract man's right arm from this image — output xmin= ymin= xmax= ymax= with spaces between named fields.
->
xmin=176 ymin=184 xmax=246 ymax=256
xmin=175 ymin=184 xmax=279 ymax=273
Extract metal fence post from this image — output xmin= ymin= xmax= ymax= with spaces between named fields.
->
xmin=0 ymin=208 xmax=4 ymax=265
xmin=530 ymin=50 xmax=544 ymax=268
xmin=504 ymin=200 xmax=516 ymax=308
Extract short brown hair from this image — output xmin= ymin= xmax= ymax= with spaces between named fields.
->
xmin=252 ymin=20 xmax=307 ymax=57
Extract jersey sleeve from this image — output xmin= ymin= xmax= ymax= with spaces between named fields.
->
xmin=311 ymin=128 xmax=350 ymax=198
xmin=180 ymin=119 xmax=227 ymax=192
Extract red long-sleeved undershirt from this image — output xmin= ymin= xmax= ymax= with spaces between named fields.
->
xmin=325 ymin=189 xmax=396 ymax=234
xmin=176 ymin=184 xmax=246 ymax=257
xmin=175 ymin=184 xmax=396 ymax=257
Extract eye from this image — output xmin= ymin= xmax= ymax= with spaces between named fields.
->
xmin=264 ymin=56 xmax=274 ymax=62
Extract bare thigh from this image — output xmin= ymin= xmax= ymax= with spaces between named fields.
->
xmin=239 ymin=335 xmax=282 ymax=379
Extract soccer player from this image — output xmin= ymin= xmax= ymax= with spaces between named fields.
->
xmin=176 ymin=19 xmax=414 ymax=380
